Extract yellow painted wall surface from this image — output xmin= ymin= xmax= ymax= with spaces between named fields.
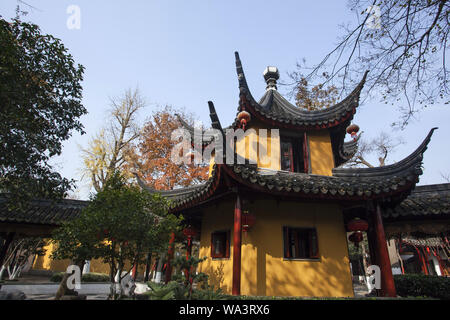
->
xmin=208 ymin=152 xmax=215 ymax=178
xmin=232 ymin=123 xmax=281 ymax=171
xmin=198 ymin=201 xmax=234 ymax=294
xmin=308 ymin=131 xmax=335 ymax=176
xmin=198 ymin=198 xmax=354 ymax=297
xmin=33 ymin=241 xmax=118 ymax=275
xmin=32 ymin=242 xmax=72 ymax=272
xmin=208 ymin=121 xmax=336 ymax=176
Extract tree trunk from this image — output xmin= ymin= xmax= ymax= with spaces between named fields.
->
xmin=0 ymin=265 xmax=6 ymax=281
xmin=154 ymin=253 xmax=166 ymax=283
xmin=144 ymin=252 xmax=152 ymax=282
xmin=0 ymin=233 xmax=15 ymax=270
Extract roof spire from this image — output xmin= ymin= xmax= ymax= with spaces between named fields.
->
xmin=263 ymin=66 xmax=279 ymax=90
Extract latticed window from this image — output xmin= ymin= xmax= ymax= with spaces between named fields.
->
xmin=283 ymin=227 xmax=319 ymax=259
xmin=211 ymin=231 xmax=230 ymax=259
xmin=280 ymin=136 xmax=308 ymax=173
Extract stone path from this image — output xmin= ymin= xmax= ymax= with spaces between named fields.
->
xmin=353 ymin=282 xmax=370 ymax=297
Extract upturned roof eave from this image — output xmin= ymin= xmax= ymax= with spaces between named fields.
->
xmin=234 ymin=51 xmax=368 ymax=131
xmin=138 ymin=128 xmax=435 ymax=211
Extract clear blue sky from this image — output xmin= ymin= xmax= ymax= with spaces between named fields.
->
xmin=1 ymin=1 xmax=448 ymax=199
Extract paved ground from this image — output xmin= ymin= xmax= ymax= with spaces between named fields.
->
xmin=25 ymin=294 xmax=109 ymax=300
xmin=353 ymin=282 xmax=371 ymax=297
xmin=2 ymin=275 xmax=371 ymax=300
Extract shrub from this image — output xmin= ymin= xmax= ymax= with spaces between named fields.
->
xmin=50 ymin=272 xmax=64 ymax=283
xmin=81 ymin=272 xmax=110 ymax=282
xmin=394 ymin=274 xmax=450 ymax=299
xmin=50 ymin=272 xmax=110 ymax=283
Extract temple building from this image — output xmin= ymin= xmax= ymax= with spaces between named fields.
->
xmin=136 ymin=52 xmax=441 ymax=297
xmin=1 ymin=52 xmax=447 ymax=298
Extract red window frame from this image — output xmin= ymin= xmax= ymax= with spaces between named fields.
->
xmin=211 ymin=231 xmax=230 ymax=259
xmin=280 ymin=140 xmax=294 ymax=172
xmin=280 ymin=134 xmax=309 ymax=173
xmin=283 ymin=227 xmax=319 ymax=259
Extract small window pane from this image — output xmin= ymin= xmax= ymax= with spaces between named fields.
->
xmin=211 ymin=231 xmax=229 ymax=259
xmin=284 ymin=227 xmax=319 ymax=259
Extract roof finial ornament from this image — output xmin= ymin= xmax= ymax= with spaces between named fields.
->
xmin=263 ymin=66 xmax=279 ymax=91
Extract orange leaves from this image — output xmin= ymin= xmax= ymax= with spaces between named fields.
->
xmin=129 ymin=106 xmax=208 ymax=191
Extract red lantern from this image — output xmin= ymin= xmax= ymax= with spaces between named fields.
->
xmin=237 ymin=111 xmax=251 ymax=130
xmin=242 ymin=212 xmax=256 ymax=233
xmin=346 ymin=218 xmax=369 ymax=232
xmin=346 ymin=124 xmax=360 ymax=140
xmin=183 ymin=226 xmax=197 ymax=249
xmin=183 ymin=226 xmax=198 ymax=238
xmin=349 ymin=231 xmax=364 ymax=247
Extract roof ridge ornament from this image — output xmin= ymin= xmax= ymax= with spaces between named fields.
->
xmin=263 ymin=66 xmax=279 ymax=91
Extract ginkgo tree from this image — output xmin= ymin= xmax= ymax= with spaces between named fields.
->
xmin=80 ymin=88 xmax=145 ymax=192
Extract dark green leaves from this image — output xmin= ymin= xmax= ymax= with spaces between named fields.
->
xmin=0 ymin=18 xmax=87 ymax=207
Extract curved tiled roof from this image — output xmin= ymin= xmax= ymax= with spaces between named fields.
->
xmin=134 ymin=165 xmax=223 ymax=211
xmin=175 ymin=102 xmax=227 ymax=147
xmin=138 ymin=128 xmax=436 ymax=210
xmin=332 ymin=127 xmax=437 ymax=178
xmin=234 ymin=52 xmax=368 ymax=130
xmin=335 ymin=133 xmax=362 ymax=167
xmin=0 ymin=196 xmax=87 ymax=226
xmin=383 ymin=183 xmax=450 ymax=220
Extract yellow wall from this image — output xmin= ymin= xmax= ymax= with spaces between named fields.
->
xmin=208 ymin=122 xmax=335 ymax=176
xmin=32 ymin=242 xmax=72 ymax=272
xmin=234 ymin=124 xmax=282 ymax=170
xmin=198 ymin=201 xmax=234 ymax=293
xmin=308 ymin=131 xmax=335 ymax=176
xmin=32 ymin=241 xmax=145 ymax=275
xmin=198 ymin=198 xmax=354 ymax=297
xmin=208 ymin=123 xmax=280 ymax=175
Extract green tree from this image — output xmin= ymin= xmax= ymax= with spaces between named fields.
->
xmin=51 ymin=172 xmax=181 ymax=299
xmin=0 ymin=18 xmax=87 ymax=208
xmin=51 ymin=211 xmax=100 ymax=299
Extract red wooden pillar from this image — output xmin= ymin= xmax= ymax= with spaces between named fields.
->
xmin=185 ymin=235 xmax=193 ymax=281
xmin=232 ymin=193 xmax=242 ymax=295
xmin=373 ymin=203 xmax=397 ymax=297
xmin=303 ymin=132 xmax=309 ymax=173
xmin=132 ymin=263 xmax=138 ymax=281
xmin=165 ymin=232 xmax=175 ymax=284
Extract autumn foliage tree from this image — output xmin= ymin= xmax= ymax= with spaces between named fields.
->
xmin=293 ymin=73 xmax=340 ymax=110
xmin=128 ymin=106 xmax=208 ymax=191
xmin=80 ymin=88 xmax=145 ymax=192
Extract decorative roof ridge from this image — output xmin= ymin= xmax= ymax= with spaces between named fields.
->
xmin=0 ymin=194 xmax=89 ymax=207
xmin=339 ymin=132 xmax=362 ymax=162
xmin=175 ymin=102 xmax=227 ymax=147
xmin=234 ymin=51 xmax=369 ymax=128
xmin=134 ymin=165 xmax=222 ymax=209
xmin=332 ymin=127 xmax=438 ymax=178
xmin=264 ymin=77 xmax=368 ymax=117
xmin=412 ymin=183 xmax=450 ymax=194
xmin=133 ymin=172 xmax=208 ymax=195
